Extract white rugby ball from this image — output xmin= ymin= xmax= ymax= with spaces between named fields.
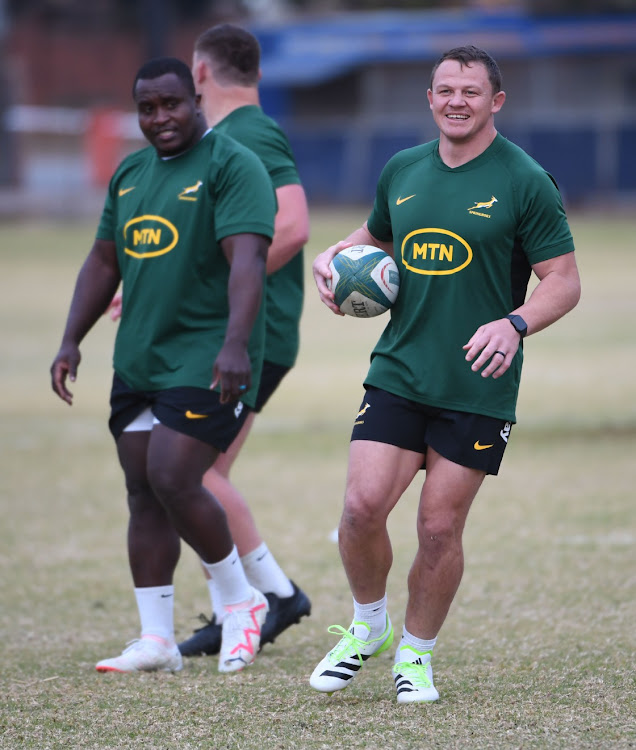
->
xmin=327 ymin=245 xmax=400 ymax=318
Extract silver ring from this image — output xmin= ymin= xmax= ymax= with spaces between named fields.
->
xmin=495 ymin=350 xmax=506 ymax=357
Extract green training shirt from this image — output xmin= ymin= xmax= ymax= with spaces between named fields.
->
xmin=214 ymin=105 xmax=304 ymax=368
xmin=366 ymin=133 xmax=575 ymax=423
xmin=96 ymin=130 xmax=276 ymax=407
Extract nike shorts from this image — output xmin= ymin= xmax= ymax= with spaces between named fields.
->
xmin=109 ymin=373 xmax=250 ymax=452
xmin=253 ymin=360 xmax=291 ymax=413
xmin=351 ymin=385 xmax=513 ymax=475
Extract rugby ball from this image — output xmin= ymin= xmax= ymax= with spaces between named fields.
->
xmin=327 ymin=245 xmax=400 ymax=318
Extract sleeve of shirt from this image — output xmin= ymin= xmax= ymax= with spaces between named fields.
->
xmin=516 ymin=169 xmax=575 ymax=265
xmin=95 ymin=180 xmax=116 ymax=241
xmin=213 ymin=145 xmax=277 ymax=242
xmin=254 ymin=128 xmax=301 ymax=190
xmin=367 ymin=157 xmax=399 ymax=242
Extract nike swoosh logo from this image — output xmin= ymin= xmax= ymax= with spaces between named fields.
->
xmin=396 ymin=194 xmax=415 ymax=205
xmin=185 ymin=410 xmax=208 ymax=419
xmin=474 ymin=441 xmax=494 ymax=451
xmin=118 ymin=187 xmax=136 ymax=196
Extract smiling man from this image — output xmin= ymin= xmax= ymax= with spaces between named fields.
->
xmin=309 ymin=46 xmax=581 ymax=703
xmin=50 ymin=57 xmax=277 ymax=675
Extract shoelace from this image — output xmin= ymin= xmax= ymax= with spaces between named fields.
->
xmin=393 ymin=660 xmax=433 ymax=688
xmin=326 ymin=624 xmax=367 ymax=666
xmin=193 ymin=613 xmax=216 ymax=633
xmin=222 ymin=608 xmax=242 ymax=632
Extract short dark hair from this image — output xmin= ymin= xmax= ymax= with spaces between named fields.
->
xmin=132 ymin=57 xmax=196 ymax=99
xmin=430 ymin=45 xmax=502 ymax=94
xmin=194 ymin=23 xmax=260 ymax=87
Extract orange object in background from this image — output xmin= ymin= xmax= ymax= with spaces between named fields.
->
xmin=85 ymin=108 xmax=123 ymax=187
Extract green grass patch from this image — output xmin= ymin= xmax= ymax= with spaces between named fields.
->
xmin=0 ymin=211 xmax=634 ymax=748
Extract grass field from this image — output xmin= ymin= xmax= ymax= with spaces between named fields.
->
xmin=1 ymin=209 xmax=635 ymax=749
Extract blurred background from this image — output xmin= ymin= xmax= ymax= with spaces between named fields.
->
xmin=0 ymin=0 xmax=635 ymax=218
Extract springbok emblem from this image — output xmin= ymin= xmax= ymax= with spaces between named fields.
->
xmin=179 ymin=180 xmax=203 ymax=201
xmin=469 ymin=195 xmax=498 ymax=211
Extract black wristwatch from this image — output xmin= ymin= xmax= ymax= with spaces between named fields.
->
xmin=506 ymin=314 xmax=528 ymax=338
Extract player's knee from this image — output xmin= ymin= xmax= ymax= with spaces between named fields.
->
xmin=146 ymin=463 xmax=188 ymax=507
xmin=125 ymin=477 xmax=156 ymax=512
xmin=342 ymin=488 xmax=388 ymax=531
xmin=417 ymin=514 xmax=460 ymax=558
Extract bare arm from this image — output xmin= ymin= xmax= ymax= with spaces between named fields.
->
xmin=50 ymin=238 xmax=120 ymax=404
xmin=312 ymin=221 xmax=394 ymax=315
xmin=515 ymin=251 xmax=581 ymax=335
xmin=463 ymin=251 xmax=581 ymax=378
xmin=266 ymin=183 xmax=309 ymax=275
xmin=212 ymin=232 xmax=270 ymax=403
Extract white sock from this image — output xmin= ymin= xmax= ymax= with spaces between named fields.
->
xmin=396 ymin=625 xmax=437 ymax=662
xmin=201 ymin=545 xmax=253 ymax=610
xmin=207 ymin=577 xmax=226 ymax=624
xmin=353 ymin=594 xmax=387 ymax=639
xmin=241 ymin=542 xmax=294 ymax=598
xmin=134 ymin=585 xmax=175 ymax=642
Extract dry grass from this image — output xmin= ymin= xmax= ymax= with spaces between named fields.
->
xmin=0 ymin=210 xmax=635 ymax=749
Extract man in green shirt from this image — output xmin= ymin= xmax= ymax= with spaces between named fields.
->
xmin=176 ymin=23 xmax=311 ymax=657
xmin=50 ymin=57 xmax=277 ymax=675
xmin=309 ymin=46 xmax=581 ymax=703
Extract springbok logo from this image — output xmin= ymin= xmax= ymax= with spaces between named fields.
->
xmin=179 ymin=180 xmax=203 ymax=201
xmin=355 ymin=402 xmax=371 ymax=421
xmin=123 ymin=215 xmax=179 ymax=258
xmin=469 ymin=196 xmax=498 ymax=210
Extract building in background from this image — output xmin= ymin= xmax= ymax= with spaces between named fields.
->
xmin=2 ymin=1 xmax=636 ymax=213
xmin=254 ymin=9 xmax=636 ymax=205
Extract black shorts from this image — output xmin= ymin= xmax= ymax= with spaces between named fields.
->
xmin=253 ymin=360 xmax=290 ymax=413
xmin=109 ymin=373 xmax=250 ymax=452
xmin=351 ymin=386 xmax=513 ymax=475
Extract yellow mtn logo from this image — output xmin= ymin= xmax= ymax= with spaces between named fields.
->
xmin=401 ymin=228 xmax=472 ymax=276
xmin=123 ymin=215 xmax=179 ymax=258
xmin=179 ymin=180 xmax=203 ymax=201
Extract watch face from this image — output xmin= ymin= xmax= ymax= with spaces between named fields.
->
xmin=508 ymin=315 xmax=527 ymax=336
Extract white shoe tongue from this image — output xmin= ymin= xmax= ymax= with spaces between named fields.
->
xmin=397 ymin=645 xmax=431 ymax=664
xmin=351 ymin=622 xmax=371 ymax=640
